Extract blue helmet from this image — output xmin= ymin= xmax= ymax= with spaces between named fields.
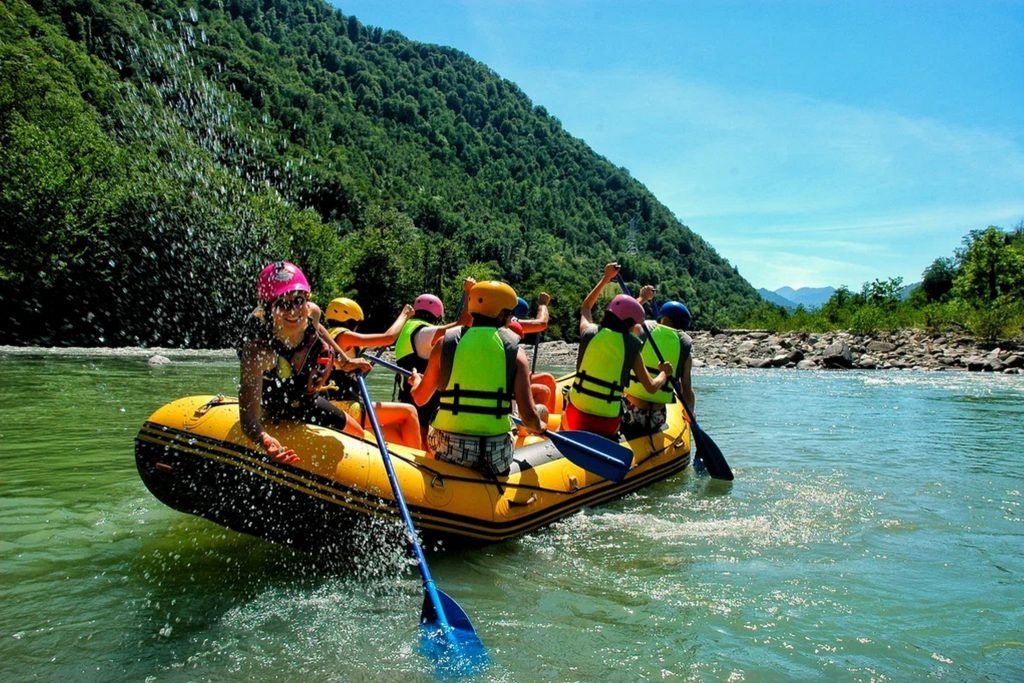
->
xmin=513 ymin=297 xmax=529 ymax=318
xmin=658 ymin=301 xmax=692 ymax=329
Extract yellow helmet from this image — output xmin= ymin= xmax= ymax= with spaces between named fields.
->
xmin=326 ymin=297 xmax=364 ymax=324
xmin=468 ymin=281 xmax=518 ymax=318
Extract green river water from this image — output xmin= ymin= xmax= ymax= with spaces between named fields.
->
xmin=1 ymin=352 xmax=1022 ymax=681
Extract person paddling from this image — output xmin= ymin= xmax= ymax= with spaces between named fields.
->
xmin=394 ymin=281 xmax=473 ymax=445
xmin=323 ymin=297 xmax=423 ymax=449
xmin=238 ymin=261 xmax=371 ymax=464
xmin=409 ymin=280 xmax=544 ymax=476
xmin=621 ymin=289 xmax=695 ymax=439
xmin=564 ymin=263 xmax=671 ymax=440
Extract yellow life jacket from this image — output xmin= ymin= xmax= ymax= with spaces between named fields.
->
xmin=569 ymin=327 xmax=636 ymax=418
xmin=431 ymin=326 xmax=517 ymax=436
xmin=395 ymin=318 xmax=431 ymax=363
xmin=626 ymin=323 xmax=683 ymax=403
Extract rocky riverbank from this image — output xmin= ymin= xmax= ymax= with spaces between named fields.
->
xmin=530 ymin=329 xmax=1024 ymax=373
xmin=4 ymin=330 xmax=1023 ymax=373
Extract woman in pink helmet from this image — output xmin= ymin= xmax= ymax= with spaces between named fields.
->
xmin=238 ymin=261 xmax=372 ymax=464
xmin=564 ymin=263 xmax=672 ymax=439
xmin=393 ymin=279 xmax=475 ymax=446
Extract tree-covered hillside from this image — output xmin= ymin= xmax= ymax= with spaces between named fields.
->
xmin=1 ymin=0 xmax=759 ymax=347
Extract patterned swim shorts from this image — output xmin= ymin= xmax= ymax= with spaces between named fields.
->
xmin=428 ymin=429 xmax=514 ymax=476
xmin=620 ymin=401 xmax=668 ymax=437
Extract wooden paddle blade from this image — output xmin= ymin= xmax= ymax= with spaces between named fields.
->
xmin=693 ymin=424 xmax=733 ymax=481
xmin=420 ymin=591 xmax=489 ymax=677
xmin=546 ymin=429 xmax=632 ymax=483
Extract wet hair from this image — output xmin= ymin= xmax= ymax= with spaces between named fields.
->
xmin=600 ymin=310 xmax=634 ymax=334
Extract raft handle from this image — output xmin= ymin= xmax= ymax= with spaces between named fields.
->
xmin=194 ymin=394 xmax=233 ymax=417
xmin=430 ymin=474 xmax=445 ymax=490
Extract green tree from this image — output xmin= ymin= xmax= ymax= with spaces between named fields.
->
xmin=920 ymin=257 xmax=957 ymax=302
xmin=954 ymin=226 xmax=1024 ymax=304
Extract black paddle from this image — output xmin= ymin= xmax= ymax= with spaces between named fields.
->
xmin=355 ymin=375 xmax=489 ymax=675
xmin=365 ymin=354 xmax=633 ymax=483
xmin=615 ymin=274 xmax=734 ymax=481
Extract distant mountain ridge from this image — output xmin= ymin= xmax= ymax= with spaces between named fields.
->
xmin=758 ymin=286 xmax=836 ymax=310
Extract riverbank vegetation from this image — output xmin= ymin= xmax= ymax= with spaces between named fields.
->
xmin=739 ymin=224 xmax=1024 ymax=342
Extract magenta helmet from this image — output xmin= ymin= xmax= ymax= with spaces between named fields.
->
xmin=606 ymin=294 xmax=646 ymax=325
xmin=256 ymin=261 xmax=310 ymax=302
xmin=413 ymin=293 xmax=444 ymax=319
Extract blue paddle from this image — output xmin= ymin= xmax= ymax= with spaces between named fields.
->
xmin=355 ymin=375 xmax=489 ymax=676
xmin=615 ymin=274 xmax=734 ymax=481
xmin=365 ymin=355 xmax=633 ymax=483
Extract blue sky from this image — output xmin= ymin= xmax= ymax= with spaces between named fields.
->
xmin=332 ymin=0 xmax=1024 ymax=291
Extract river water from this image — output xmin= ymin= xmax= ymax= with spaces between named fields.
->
xmin=1 ymin=352 xmax=1021 ymax=681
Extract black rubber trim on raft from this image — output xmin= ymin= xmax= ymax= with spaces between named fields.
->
xmin=135 ymin=422 xmax=690 ymax=543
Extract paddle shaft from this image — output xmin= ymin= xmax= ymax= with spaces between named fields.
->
xmin=531 ymin=331 xmax=541 ymax=373
xmin=355 ymin=375 xmax=454 ymax=638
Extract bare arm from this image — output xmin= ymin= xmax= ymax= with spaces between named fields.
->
xmin=239 ymin=342 xmax=270 ymax=444
xmin=336 ymin=304 xmax=414 ymax=350
xmin=518 ymin=292 xmax=550 ymax=335
xmin=678 ymin=355 xmax=695 ymax=416
xmin=239 ymin=341 xmax=298 ymax=464
xmin=512 ymin=349 xmax=544 ymax=432
xmin=632 ymin=353 xmax=672 ymax=394
xmin=457 ymin=277 xmax=475 ymax=327
xmin=580 ymin=263 xmax=620 ymax=334
xmin=410 ymin=340 xmax=443 ymax=406
xmin=311 ymin=303 xmax=370 ymax=373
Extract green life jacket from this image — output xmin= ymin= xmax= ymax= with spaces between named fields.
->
xmin=395 ymin=318 xmax=431 ymax=364
xmin=394 ymin=318 xmax=432 ymax=399
xmin=625 ymin=323 xmax=687 ymax=403
xmin=569 ymin=327 xmax=636 ymax=418
xmin=431 ymin=326 xmax=517 ymax=436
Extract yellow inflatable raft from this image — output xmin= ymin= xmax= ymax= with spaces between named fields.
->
xmin=134 ymin=377 xmax=691 ymax=548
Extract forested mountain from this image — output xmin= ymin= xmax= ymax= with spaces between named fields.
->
xmin=0 ymin=0 xmax=759 ymax=347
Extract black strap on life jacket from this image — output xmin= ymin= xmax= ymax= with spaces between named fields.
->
xmin=436 ymin=383 xmax=513 ymax=417
xmin=571 ymin=369 xmax=623 ymax=402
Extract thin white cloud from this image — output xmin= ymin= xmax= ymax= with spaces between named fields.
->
xmin=509 ymin=67 xmax=1024 ymax=289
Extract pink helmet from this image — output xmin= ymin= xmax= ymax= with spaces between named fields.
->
xmin=606 ymin=294 xmax=646 ymax=325
xmin=413 ymin=293 xmax=444 ymax=320
xmin=257 ymin=261 xmax=310 ymax=302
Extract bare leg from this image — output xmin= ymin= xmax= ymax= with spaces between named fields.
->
xmin=374 ymin=402 xmax=423 ymax=450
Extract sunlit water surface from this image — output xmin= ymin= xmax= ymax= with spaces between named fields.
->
xmin=1 ymin=353 xmax=1022 ymax=681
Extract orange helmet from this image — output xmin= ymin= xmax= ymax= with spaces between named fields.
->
xmin=468 ymin=281 xmax=518 ymax=318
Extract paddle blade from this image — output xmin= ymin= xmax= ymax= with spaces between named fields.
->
xmin=693 ymin=423 xmax=733 ymax=481
xmin=420 ymin=590 xmax=489 ymax=677
xmin=547 ymin=429 xmax=632 ymax=483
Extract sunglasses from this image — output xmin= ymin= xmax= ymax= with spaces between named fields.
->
xmin=273 ymin=295 xmax=308 ymax=313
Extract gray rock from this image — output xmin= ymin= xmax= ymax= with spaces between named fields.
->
xmin=822 ymin=340 xmax=853 ymax=369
